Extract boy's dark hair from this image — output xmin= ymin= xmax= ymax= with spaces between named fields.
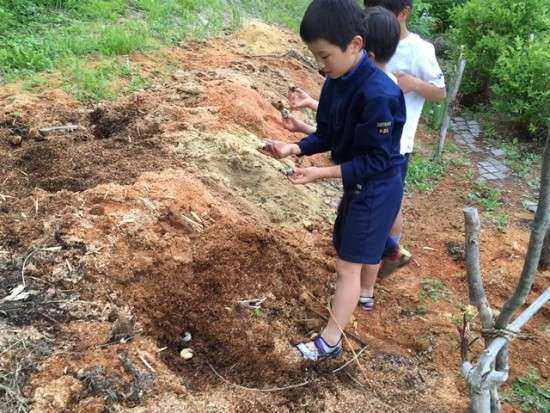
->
xmin=363 ymin=0 xmax=412 ymax=16
xmin=364 ymin=6 xmax=400 ymax=63
xmin=300 ymin=0 xmax=367 ymax=51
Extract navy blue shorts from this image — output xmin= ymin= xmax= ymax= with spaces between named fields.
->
xmin=333 ymin=172 xmax=403 ymax=264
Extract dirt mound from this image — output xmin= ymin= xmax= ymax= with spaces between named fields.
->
xmin=0 ymin=22 xmax=548 ymax=413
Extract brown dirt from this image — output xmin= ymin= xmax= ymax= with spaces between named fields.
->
xmin=0 ymin=21 xmax=548 ymax=413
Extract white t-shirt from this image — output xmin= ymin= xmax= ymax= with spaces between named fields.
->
xmin=386 ymin=71 xmax=398 ymax=84
xmin=387 ymin=33 xmax=445 ymax=154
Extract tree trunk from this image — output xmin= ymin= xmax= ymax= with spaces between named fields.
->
xmin=540 ymin=226 xmax=550 ymax=267
xmin=538 ymin=124 xmax=550 ymax=269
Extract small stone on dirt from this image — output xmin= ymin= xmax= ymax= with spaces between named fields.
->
xmin=28 ymin=128 xmax=42 ymax=140
xmin=89 ymin=204 xmax=105 ymax=216
xmin=8 ymin=135 xmax=22 ymax=146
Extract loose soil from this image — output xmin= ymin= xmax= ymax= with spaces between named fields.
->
xmin=0 ymin=21 xmax=548 ymax=413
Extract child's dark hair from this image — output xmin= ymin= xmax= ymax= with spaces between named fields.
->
xmin=364 ymin=6 xmax=400 ymax=63
xmin=300 ymin=0 xmax=367 ymax=51
xmin=363 ymin=0 xmax=412 ymax=16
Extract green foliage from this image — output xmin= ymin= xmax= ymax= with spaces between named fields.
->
xmin=76 ymin=0 xmax=127 ymax=20
xmin=0 ymin=0 xmax=311 ymax=92
xmin=422 ymin=100 xmax=447 ymax=130
xmin=491 ymin=36 xmax=550 ymax=136
xmin=494 ymin=214 xmax=509 ymax=233
xmin=402 ymin=305 xmax=427 ymax=316
xmin=502 ymin=368 xmax=550 ymax=412
xmin=419 ymin=278 xmax=450 ymax=302
xmin=67 ymin=59 xmax=116 ymax=102
xmin=447 ymin=0 xmax=550 ymax=137
xmin=467 ymin=180 xmax=502 ymax=213
xmin=98 ymin=22 xmax=150 ymax=56
xmin=501 ymin=142 xmax=542 ymax=179
xmin=426 ymin=0 xmax=466 ymax=32
xmin=406 ymin=153 xmax=449 ymax=192
xmin=0 ymin=38 xmax=53 ymax=71
xmin=250 ymin=308 xmax=263 ymax=318
xmin=407 ymin=0 xmax=437 ymax=37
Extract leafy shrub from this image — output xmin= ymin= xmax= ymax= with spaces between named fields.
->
xmin=491 ymin=35 xmax=550 ymax=136
xmin=407 ymin=0 xmax=437 ymax=37
xmin=448 ymin=0 xmax=550 ymax=137
xmin=427 ymin=0 xmax=466 ymax=32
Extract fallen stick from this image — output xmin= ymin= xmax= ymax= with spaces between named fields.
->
xmin=206 ymin=360 xmax=311 ymax=392
xmin=332 ymin=344 xmax=369 ymax=373
xmin=138 ymin=354 xmax=156 ymax=373
xmin=306 ymin=305 xmax=368 ymax=347
xmin=180 ymin=213 xmax=203 ymax=229
xmin=39 ymin=125 xmax=80 ymax=134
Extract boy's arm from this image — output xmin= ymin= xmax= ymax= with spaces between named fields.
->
xmin=340 ymin=96 xmax=404 ymax=183
xmin=394 ymin=73 xmax=446 ymax=103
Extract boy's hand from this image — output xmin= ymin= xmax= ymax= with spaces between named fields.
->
xmin=282 ymin=113 xmax=316 ymax=135
xmin=287 ymin=167 xmax=321 ymax=185
xmin=394 ymin=72 xmax=447 ymax=102
xmin=393 ymin=72 xmax=419 ymax=95
xmin=257 ymin=141 xmax=301 ymax=159
xmin=288 ymin=87 xmax=317 ymax=111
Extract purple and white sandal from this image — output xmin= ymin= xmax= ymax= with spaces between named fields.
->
xmin=295 ymin=335 xmax=343 ymax=361
xmin=358 ymin=296 xmax=375 ymax=311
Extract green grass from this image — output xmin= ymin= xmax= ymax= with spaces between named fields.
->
xmin=502 ymin=367 xmax=550 ymax=412
xmin=500 ymin=142 xmax=542 ymax=180
xmin=468 ymin=180 xmax=503 ymax=213
xmin=406 ymin=151 xmax=450 ymax=193
xmin=0 ymin=0 xmax=311 ymax=100
xmin=419 ymin=278 xmax=461 ymax=306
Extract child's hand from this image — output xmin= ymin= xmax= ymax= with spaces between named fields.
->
xmin=282 ymin=113 xmax=316 ymax=135
xmin=393 ymin=72 xmax=419 ymax=95
xmin=257 ymin=140 xmax=300 ymax=159
xmin=288 ymin=87 xmax=317 ymax=111
xmin=286 ymin=167 xmax=321 ymax=185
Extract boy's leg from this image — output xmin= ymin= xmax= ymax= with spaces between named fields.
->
xmin=379 ymin=154 xmax=412 ymax=278
xmin=295 ymin=258 xmax=363 ymax=359
xmin=379 ymin=208 xmax=411 ymax=278
xmin=381 ymin=207 xmax=403 ymax=256
xmin=320 ymin=258 xmax=366 ymax=346
xmin=360 ymin=261 xmax=380 ymax=299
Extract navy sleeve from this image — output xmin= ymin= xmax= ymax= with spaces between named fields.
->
xmin=340 ymin=96 xmax=400 ymax=183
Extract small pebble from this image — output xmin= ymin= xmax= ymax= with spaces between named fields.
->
xmin=179 ymin=348 xmax=194 ymax=360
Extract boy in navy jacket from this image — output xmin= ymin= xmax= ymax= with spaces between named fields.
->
xmin=260 ymin=0 xmax=405 ymax=360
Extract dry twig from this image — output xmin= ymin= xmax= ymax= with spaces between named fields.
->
xmin=21 ymin=248 xmax=38 ymax=288
xmin=206 ymin=360 xmax=311 ymax=392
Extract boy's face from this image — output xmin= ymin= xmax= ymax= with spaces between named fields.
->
xmin=306 ymin=36 xmax=363 ymax=79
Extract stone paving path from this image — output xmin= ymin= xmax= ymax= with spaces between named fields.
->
xmin=451 ymin=116 xmax=539 ymax=213
xmin=451 ymin=116 xmax=510 ymax=182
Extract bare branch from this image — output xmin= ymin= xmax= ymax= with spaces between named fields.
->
xmin=496 ymin=127 xmax=550 ymax=328
xmin=463 ymin=207 xmax=494 ymax=331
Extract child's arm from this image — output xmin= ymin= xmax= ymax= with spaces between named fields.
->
xmin=288 ymin=87 xmax=319 ymax=111
xmin=394 ymin=73 xmax=446 ymax=103
xmin=288 ymin=164 xmax=341 ymax=185
xmin=282 ymin=113 xmax=316 ymax=135
xmin=257 ymin=141 xmax=301 ymax=159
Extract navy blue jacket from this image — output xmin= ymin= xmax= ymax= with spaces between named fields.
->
xmin=297 ymin=52 xmax=406 ymax=185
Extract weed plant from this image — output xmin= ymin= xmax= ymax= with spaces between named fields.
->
xmin=501 ymin=367 xmax=550 ymax=412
